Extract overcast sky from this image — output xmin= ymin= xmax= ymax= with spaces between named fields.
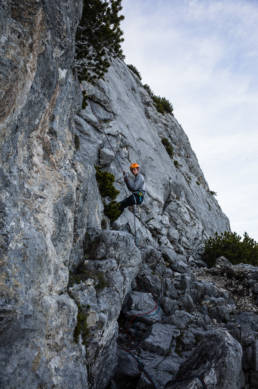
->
xmin=121 ymin=0 xmax=258 ymax=240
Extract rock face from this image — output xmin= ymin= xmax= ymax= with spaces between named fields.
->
xmin=1 ymin=1 xmax=257 ymax=389
xmin=0 ymin=1 xmax=88 ymax=388
xmin=78 ymin=58 xmax=230 ymax=255
xmin=165 ymin=329 xmax=242 ymax=389
xmin=69 ymin=228 xmax=141 ymax=389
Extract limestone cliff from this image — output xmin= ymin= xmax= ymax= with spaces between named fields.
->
xmin=1 ymin=1 xmax=258 ymax=389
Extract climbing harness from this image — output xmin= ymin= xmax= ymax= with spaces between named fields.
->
xmin=132 ymin=190 xmax=144 ymax=205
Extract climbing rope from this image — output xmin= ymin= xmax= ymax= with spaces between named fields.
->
xmin=133 ymin=205 xmax=137 ymax=247
xmin=101 ymin=127 xmax=125 ymax=183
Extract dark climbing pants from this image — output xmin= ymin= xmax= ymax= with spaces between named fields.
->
xmin=119 ymin=193 xmax=141 ymax=212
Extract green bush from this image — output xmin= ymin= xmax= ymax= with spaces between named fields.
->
xmin=143 ymin=84 xmax=153 ymax=96
xmin=174 ymin=160 xmax=179 ymax=168
xmin=143 ymin=85 xmax=173 ymax=115
xmin=209 ymin=190 xmax=217 ymax=196
xmin=152 ymin=95 xmax=173 ymax=115
xmin=75 ymin=0 xmax=124 ymax=83
xmin=95 ymin=166 xmax=122 ymax=222
xmin=202 ymin=231 xmax=258 ymax=267
xmin=95 ymin=166 xmax=120 ymax=200
xmin=127 ymin=64 xmax=142 ymax=80
xmin=161 ymin=138 xmax=174 ymax=159
xmin=104 ymin=200 xmax=122 ymax=222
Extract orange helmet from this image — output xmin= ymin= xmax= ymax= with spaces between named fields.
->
xmin=130 ymin=163 xmax=140 ymax=170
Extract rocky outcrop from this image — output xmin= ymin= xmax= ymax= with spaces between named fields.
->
xmin=78 ymin=58 xmax=230 ymax=256
xmin=110 ymin=248 xmax=244 ymax=389
xmin=1 ymin=1 xmax=257 ymax=389
xmin=69 ymin=228 xmax=141 ymax=389
xmin=165 ymin=329 xmax=242 ymax=389
xmin=0 ymin=1 xmax=87 ymax=388
xmin=195 ymin=257 xmax=258 ymax=388
xmin=195 ymin=256 xmax=258 ymax=311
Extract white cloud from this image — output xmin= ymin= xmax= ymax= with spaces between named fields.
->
xmin=121 ymin=0 xmax=258 ymax=240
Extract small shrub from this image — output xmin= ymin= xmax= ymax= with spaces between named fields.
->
xmin=196 ymin=181 xmax=200 ymax=186
xmin=95 ymin=166 xmax=122 ymax=222
xmin=202 ymin=231 xmax=258 ymax=267
xmin=143 ymin=84 xmax=153 ymax=97
xmin=174 ymin=160 xmax=179 ymax=168
xmin=209 ymin=190 xmax=217 ymax=196
xmin=152 ymin=95 xmax=173 ymax=115
xmin=95 ymin=166 xmax=120 ymax=200
xmin=143 ymin=85 xmax=173 ymax=115
xmin=127 ymin=64 xmax=142 ymax=80
xmin=75 ymin=0 xmax=125 ymax=83
xmin=104 ymin=200 xmax=121 ymax=222
xmin=161 ymin=138 xmax=174 ymax=159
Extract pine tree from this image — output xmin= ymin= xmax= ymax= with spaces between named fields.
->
xmin=75 ymin=0 xmax=125 ymax=83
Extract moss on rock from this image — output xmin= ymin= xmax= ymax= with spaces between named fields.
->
xmin=69 ymin=264 xmax=109 ymax=290
xmin=74 ymin=305 xmax=90 ymax=345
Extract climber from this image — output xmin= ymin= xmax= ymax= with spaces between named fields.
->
xmin=119 ymin=163 xmax=145 ymax=214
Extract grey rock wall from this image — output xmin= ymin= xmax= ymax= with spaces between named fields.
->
xmin=78 ymin=58 xmax=230 ymax=256
xmin=0 ymin=1 xmax=88 ymax=388
xmin=1 ymin=1 xmax=254 ymax=389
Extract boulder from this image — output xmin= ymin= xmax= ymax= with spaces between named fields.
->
xmin=165 ymin=329 xmax=243 ymax=389
xmin=142 ymin=323 xmax=180 ymax=355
